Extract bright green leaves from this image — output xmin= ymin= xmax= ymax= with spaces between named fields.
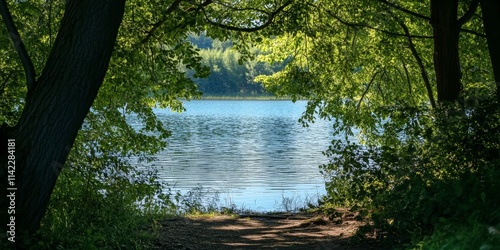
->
xmin=251 ymin=1 xmax=499 ymax=245
xmin=0 ymin=0 xmax=62 ymax=125
xmin=191 ymin=38 xmax=281 ymax=96
xmin=255 ymin=0 xmax=491 ymax=142
xmin=320 ymin=98 xmax=500 ymax=243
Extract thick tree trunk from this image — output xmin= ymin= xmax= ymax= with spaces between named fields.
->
xmin=1 ymin=0 xmax=125 ymax=244
xmin=480 ymin=0 xmax=500 ymax=98
xmin=430 ymin=0 xmax=462 ymax=103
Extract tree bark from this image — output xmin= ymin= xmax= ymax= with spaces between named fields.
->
xmin=430 ymin=0 xmax=462 ymax=103
xmin=1 ymin=0 xmax=125 ymax=244
xmin=480 ymin=0 xmax=500 ymax=98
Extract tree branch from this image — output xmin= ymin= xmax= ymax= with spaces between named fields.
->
xmin=182 ymin=0 xmax=213 ymax=12
xmin=0 ymin=0 xmax=36 ymax=91
xmin=201 ymin=0 xmax=293 ymax=32
xmin=399 ymin=21 xmax=436 ymax=109
xmin=214 ymin=2 xmax=271 ymax=15
xmin=377 ymin=0 xmax=431 ymax=21
xmin=401 ymin=58 xmax=412 ymax=95
xmin=322 ymin=7 xmax=433 ymax=39
xmin=47 ymin=0 xmax=53 ymax=45
xmin=357 ymin=70 xmax=381 ymax=112
xmin=460 ymin=27 xmax=486 ymax=38
xmin=458 ymin=0 xmax=480 ymax=26
xmin=140 ymin=0 xmax=183 ymax=44
xmin=0 ymin=71 xmax=13 ymax=97
xmin=140 ymin=0 xmax=215 ymax=44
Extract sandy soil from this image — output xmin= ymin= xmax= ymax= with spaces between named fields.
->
xmin=154 ymin=211 xmax=389 ymax=250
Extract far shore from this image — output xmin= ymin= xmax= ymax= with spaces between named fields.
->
xmin=196 ymin=95 xmax=304 ymax=100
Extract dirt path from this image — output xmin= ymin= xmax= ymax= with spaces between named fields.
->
xmin=154 ymin=212 xmax=387 ymax=249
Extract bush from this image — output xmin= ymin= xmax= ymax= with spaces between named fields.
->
xmin=320 ymin=96 xmax=500 ymax=246
xmin=34 ymin=122 xmax=177 ymax=249
xmin=37 ymin=160 xmax=174 ymax=249
xmin=415 ymin=218 xmax=500 ymax=250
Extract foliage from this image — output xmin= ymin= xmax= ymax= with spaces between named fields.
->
xmin=32 ymin=109 xmax=177 ymax=248
xmin=253 ymin=0 xmax=499 ymax=247
xmin=414 ymin=219 xmax=500 ymax=250
xmin=2 ymin=0 xmax=499 ymax=248
xmin=319 ymin=94 xmax=500 ymax=246
xmin=190 ymin=41 xmax=283 ymax=96
xmin=256 ymin=0 xmax=491 ymax=132
xmin=37 ymin=162 xmax=171 ymax=249
xmin=0 ymin=0 xmax=270 ymax=247
xmin=0 ymin=0 xmax=64 ymax=126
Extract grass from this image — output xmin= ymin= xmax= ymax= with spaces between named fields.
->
xmin=275 ymin=192 xmax=321 ymax=213
xmin=33 ymin=183 xmax=323 ymax=250
xmin=173 ymin=185 xmax=322 ymax=216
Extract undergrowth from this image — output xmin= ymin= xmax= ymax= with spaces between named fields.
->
xmin=319 ymin=95 xmax=500 ymax=249
xmin=34 ymin=168 xmax=319 ymax=249
xmin=30 ymin=94 xmax=500 ymax=250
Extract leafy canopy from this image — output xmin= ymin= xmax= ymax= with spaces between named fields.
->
xmin=254 ymin=0 xmax=499 ymax=246
xmin=0 ymin=0 xmax=295 ymax=247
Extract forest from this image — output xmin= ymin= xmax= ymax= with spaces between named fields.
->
xmin=187 ymin=32 xmax=283 ymax=97
xmin=1 ymin=0 xmax=500 ymax=249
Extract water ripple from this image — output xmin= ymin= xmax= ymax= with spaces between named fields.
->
xmin=150 ymin=100 xmax=333 ymax=211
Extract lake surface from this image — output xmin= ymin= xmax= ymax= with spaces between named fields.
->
xmin=150 ymin=100 xmax=333 ymax=212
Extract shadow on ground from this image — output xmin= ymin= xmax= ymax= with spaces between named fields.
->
xmin=155 ymin=213 xmax=389 ymax=249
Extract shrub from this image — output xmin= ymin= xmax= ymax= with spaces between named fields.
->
xmin=320 ymin=96 xmax=500 ymax=246
xmin=35 ymin=122 xmax=177 ymax=249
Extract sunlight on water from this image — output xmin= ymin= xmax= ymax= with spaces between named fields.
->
xmin=147 ymin=100 xmax=334 ymax=211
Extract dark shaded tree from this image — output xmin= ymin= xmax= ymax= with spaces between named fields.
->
xmin=480 ymin=0 xmax=500 ymax=98
xmin=430 ymin=0 xmax=479 ymax=102
xmin=0 ymin=0 xmax=126 ymax=240
xmin=0 ymin=0 xmax=294 ymax=245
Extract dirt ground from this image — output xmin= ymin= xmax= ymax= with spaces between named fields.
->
xmin=154 ymin=211 xmax=389 ymax=250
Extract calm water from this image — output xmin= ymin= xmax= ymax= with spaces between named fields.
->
xmin=149 ymin=100 xmax=333 ymax=211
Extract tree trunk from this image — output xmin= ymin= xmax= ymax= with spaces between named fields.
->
xmin=430 ymin=0 xmax=462 ymax=103
xmin=480 ymin=0 xmax=500 ymax=98
xmin=1 ymin=0 xmax=125 ymax=244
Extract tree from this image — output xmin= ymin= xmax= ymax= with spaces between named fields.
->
xmin=190 ymin=42 xmax=281 ymax=96
xmin=257 ymin=0 xmax=490 ymax=131
xmin=429 ymin=0 xmax=479 ymax=102
xmin=1 ymin=0 xmax=126 ymax=239
xmin=0 ymin=0 xmax=294 ymax=244
xmin=2 ymin=0 xmax=494 ymax=245
xmin=480 ymin=0 xmax=500 ymax=98
xmin=256 ymin=0 xmax=499 ymax=244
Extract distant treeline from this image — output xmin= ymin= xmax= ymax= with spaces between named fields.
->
xmin=187 ymin=32 xmax=284 ymax=96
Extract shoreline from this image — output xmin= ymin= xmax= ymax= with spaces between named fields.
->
xmin=197 ymin=95 xmax=299 ymax=100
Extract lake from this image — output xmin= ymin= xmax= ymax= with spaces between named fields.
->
xmin=149 ymin=100 xmax=333 ymax=212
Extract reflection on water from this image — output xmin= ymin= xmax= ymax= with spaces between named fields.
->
xmin=150 ymin=100 xmax=333 ymax=211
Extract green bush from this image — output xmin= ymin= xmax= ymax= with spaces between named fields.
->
xmin=34 ymin=120 xmax=177 ymax=249
xmin=37 ymin=161 xmax=173 ymax=249
xmin=415 ymin=218 xmax=500 ymax=250
xmin=320 ymin=96 xmax=500 ymax=246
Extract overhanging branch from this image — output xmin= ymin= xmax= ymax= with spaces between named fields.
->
xmin=322 ymin=7 xmax=433 ymax=39
xmin=399 ymin=21 xmax=436 ymax=109
xmin=377 ymin=0 xmax=430 ymax=21
xmin=357 ymin=70 xmax=381 ymax=112
xmin=458 ymin=0 xmax=480 ymax=26
xmin=140 ymin=0 xmax=183 ymax=44
xmin=0 ymin=0 xmax=36 ymax=91
xmin=201 ymin=0 xmax=293 ymax=32
xmin=140 ymin=0 xmax=214 ymax=44
xmin=460 ymin=28 xmax=486 ymax=38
